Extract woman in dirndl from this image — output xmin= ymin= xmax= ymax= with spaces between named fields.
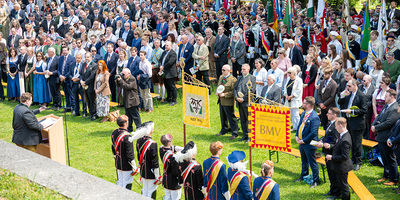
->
xmin=6 ymin=47 xmax=20 ymax=102
xmin=370 ymin=77 xmax=391 ymax=141
xmin=302 ymin=54 xmax=318 ymax=100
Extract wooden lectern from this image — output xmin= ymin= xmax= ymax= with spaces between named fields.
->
xmin=36 ymin=114 xmax=66 ymax=165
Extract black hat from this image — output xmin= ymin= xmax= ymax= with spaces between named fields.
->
xmin=181 ymin=141 xmax=195 ymax=154
xmin=174 ymin=141 xmax=197 ymax=163
xmin=387 ymin=35 xmax=396 ymax=40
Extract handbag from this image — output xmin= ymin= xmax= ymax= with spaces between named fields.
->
xmin=108 ymin=109 xmax=120 ymax=122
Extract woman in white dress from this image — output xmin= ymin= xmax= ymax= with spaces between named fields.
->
xmin=283 ymin=67 xmax=303 ymax=131
xmin=370 ymin=58 xmax=384 ymax=88
xmin=253 ymin=58 xmax=267 ymax=96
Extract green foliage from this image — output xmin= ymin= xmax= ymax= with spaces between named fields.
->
xmin=0 ymin=169 xmax=68 ymax=199
xmin=0 ymin=89 xmax=398 ymax=199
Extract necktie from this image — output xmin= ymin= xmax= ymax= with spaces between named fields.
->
xmin=85 ymin=63 xmax=88 ymax=71
xmin=74 ymin=63 xmax=79 ymax=76
xmin=62 ymin=56 xmax=67 ymax=75
xmin=48 ymin=57 xmax=53 ymax=70
xmin=298 ymin=112 xmax=312 ymax=139
xmin=160 ymin=23 xmax=163 ymax=34
xmin=347 ymin=92 xmax=356 ymax=117
xmin=378 ymin=105 xmax=389 ymax=121
xmin=11 ymin=36 xmax=14 ymax=47
xmin=162 ymin=51 xmax=169 ymax=66
xmin=181 ymin=45 xmax=185 ymax=58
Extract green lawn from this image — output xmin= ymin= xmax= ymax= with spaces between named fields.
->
xmin=0 ymin=90 xmax=398 ymax=199
xmin=0 ymin=169 xmax=68 ymax=199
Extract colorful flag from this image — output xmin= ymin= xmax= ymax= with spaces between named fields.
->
xmin=307 ymin=0 xmax=314 ymax=18
xmin=283 ymin=0 xmax=293 ymax=34
xmin=316 ymin=0 xmax=325 ymax=24
xmin=360 ymin=0 xmax=371 ymax=61
xmin=276 ymin=0 xmax=282 ymax=20
xmin=378 ymin=0 xmax=388 ymax=42
xmin=267 ymin=0 xmax=279 ymax=33
xmin=216 ymin=0 xmax=221 ymax=11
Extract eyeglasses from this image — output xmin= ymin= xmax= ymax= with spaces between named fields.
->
xmin=287 ymin=72 xmax=292 ymax=74
xmin=388 ymin=40 xmax=395 ymax=42
xmin=278 ymin=52 xmax=283 ymax=54
xmin=380 ymin=81 xmax=384 ymax=84
xmin=222 ymin=69 xmax=227 ymax=71
xmin=134 ymin=33 xmax=138 ymax=35
xmin=91 ymin=50 xmax=97 ymax=52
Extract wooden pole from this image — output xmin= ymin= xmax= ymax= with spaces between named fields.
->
xmin=184 ymin=123 xmax=186 ymax=145
xmin=249 ymin=146 xmax=252 ymax=184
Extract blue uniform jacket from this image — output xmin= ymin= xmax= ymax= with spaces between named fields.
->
xmin=203 ymin=156 xmax=228 ymax=200
xmin=253 ymin=176 xmax=280 ymax=200
xmin=177 ymin=43 xmax=194 ymax=75
xmin=227 ymin=167 xmax=252 ymax=200
xmin=295 ymin=110 xmax=320 ymax=149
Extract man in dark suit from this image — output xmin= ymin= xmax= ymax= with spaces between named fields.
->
xmin=119 ymin=22 xmax=135 ymax=47
xmin=317 ymin=107 xmax=341 ymax=199
xmin=371 ymin=89 xmax=400 ymax=186
xmin=260 ymin=74 xmax=281 ymax=103
xmin=295 ymin=96 xmax=321 ymax=188
xmin=81 ymin=11 xmax=92 ymax=31
xmin=234 ymin=64 xmax=256 ymax=142
xmin=127 ymin=47 xmax=141 ymax=76
xmin=288 ymin=39 xmax=304 ymax=68
xmin=338 ymin=78 xmax=367 ymax=171
xmin=7 ymin=28 xmax=22 ymax=49
xmin=360 ymin=75 xmax=375 ymax=139
xmin=230 ymin=33 xmax=246 ymax=78
xmin=90 ymin=47 xmax=103 ymax=64
xmin=317 ymin=67 xmax=338 ymax=129
xmin=216 ymin=64 xmax=239 ymax=140
xmin=388 ymin=106 xmax=400 ymax=192
xmin=12 ymin=93 xmax=45 ymax=152
xmin=18 ymin=47 xmax=28 ymax=77
xmin=46 ymin=47 xmax=61 ymax=110
xmin=80 ymin=52 xmax=98 ymax=120
xmin=160 ymin=41 xmax=178 ymax=106
xmin=116 ymin=68 xmax=141 ymax=132
xmin=326 ymin=117 xmax=353 ymax=200
xmin=177 ymin=35 xmax=194 ymax=76
xmin=22 ymin=13 xmax=40 ymax=33
xmin=214 ymin=27 xmax=229 ymax=79
xmin=105 ymin=43 xmax=119 ymax=102
xmin=40 ymin=13 xmax=58 ymax=33
xmin=57 ymin=18 xmax=71 ymax=38
xmin=10 ymin=4 xmax=26 ymax=24
xmin=337 ymin=69 xmax=355 ymax=112
xmin=58 ymin=47 xmax=76 ymax=113
xmin=387 ymin=1 xmax=400 ymax=23
xmin=70 ymin=53 xmax=87 ymax=117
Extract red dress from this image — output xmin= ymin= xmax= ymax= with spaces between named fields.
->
xmin=302 ymin=71 xmax=316 ymax=100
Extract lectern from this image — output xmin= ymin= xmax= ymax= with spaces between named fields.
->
xmin=36 ymin=114 xmax=66 ymax=165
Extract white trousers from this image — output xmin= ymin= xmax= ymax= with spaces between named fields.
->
xmin=140 ymin=88 xmax=153 ymax=110
xmin=116 ymin=170 xmax=133 ymax=188
xmin=141 ymin=178 xmax=158 ymax=197
xmin=163 ymin=188 xmax=182 ymax=200
xmin=290 ymin=108 xmax=300 ymax=130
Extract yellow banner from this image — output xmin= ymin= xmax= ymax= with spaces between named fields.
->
xmin=249 ymin=104 xmax=291 ymax=152
xmin=182 ymin=83 xmax=210 ymax=128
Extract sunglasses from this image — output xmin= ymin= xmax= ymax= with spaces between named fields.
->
xmin=91 ymin=50 xmax=96 ymax=52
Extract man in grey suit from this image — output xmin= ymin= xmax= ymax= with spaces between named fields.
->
xmin=117 ymin=68 xmax=141 ymax=132
xmin=317 ymin=67 xmax=338 ymax=129
xmin=234 ymin=64 xmax=256 ymax=142
xmin=371 ymin=89 xmax=400 ymax=186
xmin=230 ymin=33 xmax=246 ymax=78
xmin=160 ymin=41 xmax=178 ymax=106
xmin=214 ymin=27 xmax=229 ymax=79
xmin=12 ymin=93 xmax=45 ymax=152
xmin=360 ymin=75 xmax=375 ymax=139
xmin=260 ymin=74 xmax=281 ymax=103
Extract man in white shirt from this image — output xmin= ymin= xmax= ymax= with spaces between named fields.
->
xmin=266 ymin=59 xmax=284 ymax=87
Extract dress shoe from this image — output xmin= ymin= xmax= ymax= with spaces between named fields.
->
xmin=71 ymin=111 xmax=76 ymax=116
xmin=74 ymin=113 xmax=80 ymax=117
xmin=383 ymin=181 xmax=398 ymax=186
xmin=310 ymin=181 xmax=321 ymax=188
xmin=90 ymin=116 xmax=98 ymax=121
xmin=353 ymin=164 xmax=361 ymax=171
xmin=216 ymin=132 xmax=226 ymax=137
xmin=294 ymin=178 xmax=303 ymax=183
xmin=238 ymin=137 xmax=249 ymax=142
xmin=377 ymin=177 xmax=389 ymax=182
xmin=169 ymin=102 xmax=177 ymax=106
xmin=326 ymin=196 xmax=341 ymax=200
xmin=322 ymin=192 xmax=332 ymax=196
xmin=229 ymin=135 xmax=237 ymax=140
xmin=82 ymin=113 xmax=87 ymax=118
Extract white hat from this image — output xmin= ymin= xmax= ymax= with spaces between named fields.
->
xmin=129 ymin=121 xmax=154 ymax=142
xmin=330 ymin=31 xmax=339 ymax=37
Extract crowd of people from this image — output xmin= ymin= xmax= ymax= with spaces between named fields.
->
xmin=4 ymin=0 xmax=400 ymax=199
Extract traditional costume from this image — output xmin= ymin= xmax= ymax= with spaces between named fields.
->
xmin=227 ymin=151 xmax=253 ymax=200
xmin=175 ymin=141 xmax=204 ymax=200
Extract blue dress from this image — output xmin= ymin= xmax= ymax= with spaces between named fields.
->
xmin=33 ymin=61 xmax=51 ymax=104
xmin=6 ymin=57 xmax=20 ymax=98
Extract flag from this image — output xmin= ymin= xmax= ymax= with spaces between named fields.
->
xmin=307 ymin=0 xmax=314 ymax=18
xmin=283 ymin=0 xmax=293 ymax=34
xmin=224 ymin=0 xmax=231 ymax=15
xmin=316 ymin=0 xmax=325 ymax=24
xmin=216 ymin=0 xmax=221 ymax=11
xmin=267 ymin=0 xmax=279 ymax=33
xmin=276 ymin=0 xmax=282 ymax=20
xmin=360 ymin=0 xmax=371 ymax=61
xmin=378 ymin=0 xmax=388 ymax=42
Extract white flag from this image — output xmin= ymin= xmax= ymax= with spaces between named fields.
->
xmin=378 ymin=0 xmax=388 ymax=42
xmin=316 ymin=0 xmax=325 ymax=25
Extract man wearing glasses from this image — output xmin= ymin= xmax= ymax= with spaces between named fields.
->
xmin=383 ymin=52 xmax=400 ymax=84
xmin=338 ymin=78 xmax=367 ymax=171
xmin=384 ymin=36 xmax=400 ymax=60
xmin=119 ymin=22 xmax=134 ymax=47
xmin=58 ymin=18 xmax=70 ymax=38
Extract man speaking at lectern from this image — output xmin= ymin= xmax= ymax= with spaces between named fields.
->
xmin=12 ymin=92 xmax=45 ymax=152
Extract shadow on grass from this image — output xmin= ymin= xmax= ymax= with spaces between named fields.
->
xmin=88 ymin=130 xmax=112 ymax=137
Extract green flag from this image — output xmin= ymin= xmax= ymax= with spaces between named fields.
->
xmin=360 ymin=0 xmax=370 ymax=60
xmin=307 ymin=0 xmax=314 ymax=18
xmin=267 ymin=0 xmax=275 ymax=25
xmin=283 ymin=0 xmax=292 ymax=34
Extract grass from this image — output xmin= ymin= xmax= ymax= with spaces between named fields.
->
xmin=0 ymin=87 xmax=399 ymax=199
xmin=0 ymin=169 xmax=68 ymax=199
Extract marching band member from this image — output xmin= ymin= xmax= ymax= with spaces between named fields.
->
xmin=227 ymin=150 xmax=254 ymax=200
xmin=253 ymin=160 xmax=280 ymax=200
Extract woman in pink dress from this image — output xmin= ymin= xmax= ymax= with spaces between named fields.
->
xmin=277 ymin=48 xmax=292 ymax=88
xmin=301 ymin=54 xmax=318 ymax=100
xmin=370 ymin=77 xmax=391 ymax=140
